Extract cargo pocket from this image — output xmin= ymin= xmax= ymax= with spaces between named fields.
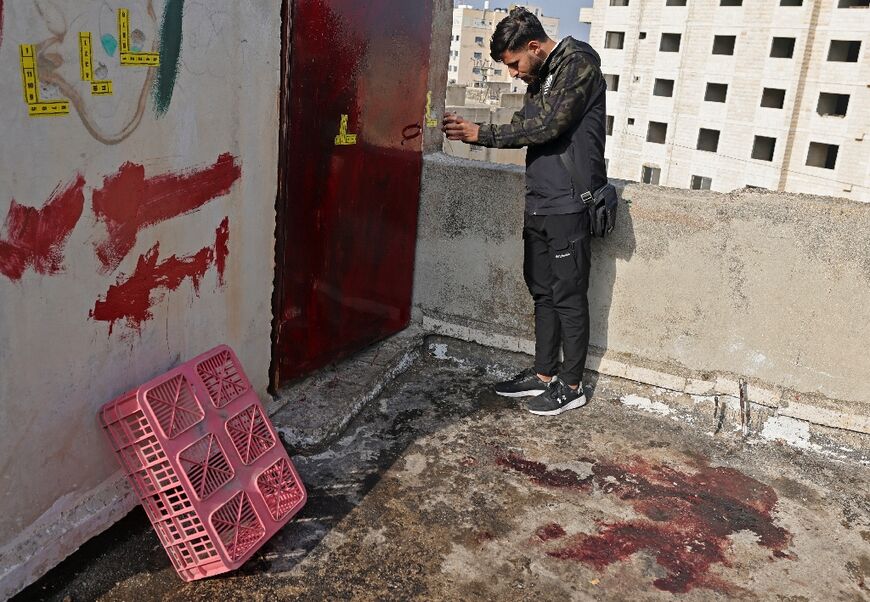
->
xmin=550 ymin=238 xmax=581 ymax=282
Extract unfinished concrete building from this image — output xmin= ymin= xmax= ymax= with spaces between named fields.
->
xmin=581 ymin=0 xmax=869 ymax=200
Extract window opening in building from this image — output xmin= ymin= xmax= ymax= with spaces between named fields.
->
xmin=752 ymin=136 xmax=776 ymax=161
xmin=494 ymin=69 xmax=503 ymax=76
xmin=660 ymin=33 xmax=682 ymax=52
xmin=639 ymin=32 xmax=648 ymax=39
xmin=827 ymin=40 xmax=861 ymax=62
xmin=475 ymin=36 xmax=484 ymax=45
xmin=642 ymin=165 xmax=662 ymax=184
xmin=605 ymin=31 xmax=626 ymax=49
xmin=806 ymin=143 xmax=839 ymax=169
xmin=712 ymin=35 xmax=736 ymax=55
xmin=607 ymin=115 xmax=615 ymax=136
xmin=705 ymin=83 xmax=728 ymax=102
xmin=720 ymin=0 xmax=742 ymax=5
xmin=653 ymin=78 xmax=675 ymax=97
xmin=816 ymin=92 xmax=850 ymax=116
xmin=770 ymin=37 xmax=796 ymax=58
xmin=647 ymin=121 xmax=668 ymax=143
xmin=691 ymin=175 xmax=712 ymax=190
xmin=760 ymin=88 xmax=786 ymax=108
xmin=628 ymin=117 xmax=635 ymax=125
xmin=838 ymin=0 xmax=869 ymax=7
xmin=610 ymin=0 xmax=630 ymax=5
xmin=604 ymin=73 xmax=620 ymax=91
xmin=780 ymin=0 xmax=803 ymax=5
xmin=697 ymin=128 xmax=720 ymax=152
xmin=666 ymin=0 xmax=687 ymax=5
xmin=473 ymin=52 xmax=482 ymax=59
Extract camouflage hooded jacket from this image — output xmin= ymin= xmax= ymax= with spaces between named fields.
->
xmin=473 ymin=37 xmax=607 ymax=215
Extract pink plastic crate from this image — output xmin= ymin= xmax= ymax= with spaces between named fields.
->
xmin=99 ymin=345 xmax=306 ymax=581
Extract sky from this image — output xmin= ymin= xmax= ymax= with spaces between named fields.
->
xmin=454 ymin=1 xmax=594 ymax=43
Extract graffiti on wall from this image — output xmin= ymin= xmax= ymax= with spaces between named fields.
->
xmin=12 ymin=0 xmax=184 ymax=141
xmin=92 ymin=153 xmax=241 ymax=273
xmin=0 ymin=176 xmax=85 ymax=280
xmin=0 ymin=154 xmax=241 ymax=337
xmin=90 ymin=217 xmax=229 ymax=334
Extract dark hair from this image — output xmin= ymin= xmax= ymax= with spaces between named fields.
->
xmin=490 ymin=7 xmax=549 ymax=62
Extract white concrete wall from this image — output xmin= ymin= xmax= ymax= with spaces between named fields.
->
xmin=0 ymin=2 xmax=280 ymax=598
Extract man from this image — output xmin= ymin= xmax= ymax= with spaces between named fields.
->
xmin=442 ymin=7 xmax=607 ymax=416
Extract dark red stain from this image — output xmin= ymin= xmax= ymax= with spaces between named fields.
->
xmin=0 ymin=1 xmax=5 ymax=50
xmin=92 ymin=153 xmax=241 ymax=273
xmin=496 ymin=453 xmax=592 ymax=491
xmin=498 ymin=453 xmax=793 ymax=594
xmin=0 ymin=176 xmax=85 ymax=281
xmin=214 ymin=216 xmax=229 ymax=286
xmin=90 ymin=219 xmax=229 ymax=334
xmin=536 ymin=523 xmax=567 ymax=542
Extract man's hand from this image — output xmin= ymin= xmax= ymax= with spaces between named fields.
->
xmin=442 ymin=113 xmax=480 ymax=143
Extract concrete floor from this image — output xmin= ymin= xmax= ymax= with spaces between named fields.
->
xmin=15 ymin=338 xmax=870 ymax=601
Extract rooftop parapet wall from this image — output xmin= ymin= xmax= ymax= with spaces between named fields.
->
xmin=413 ymin=153 xmax=870 ymax=435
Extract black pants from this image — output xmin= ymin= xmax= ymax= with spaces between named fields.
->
xmin=523 ymin=211 xmax=591 ymax=387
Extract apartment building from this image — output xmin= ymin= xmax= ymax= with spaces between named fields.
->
xmin=581 ymin=0 xmax=869 ymax=201
xmin=449 ymin=3 xmax=560 ymax=100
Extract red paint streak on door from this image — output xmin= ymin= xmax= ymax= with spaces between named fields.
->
xmin=0 ymin=176 xmax=85 ymax=281
xmin=92 ymin=153 xmax=241 ymax=273
xmin=273 ymin=0 xmax=433 ymax=385
xmin=90 ymin=218 xmax=229 ymax=334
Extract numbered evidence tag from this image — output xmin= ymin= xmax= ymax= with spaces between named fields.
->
xmin=425 ymin=91 xmax=438 ymax=128
xmin=79 ymin=33 xmax=113 ymax=96
xmin=19 ymin=44 xmax=70 ymax=117
xmin=334 ymin=114 xmax=358 ymax=146
xmin=118 ymin=8 xmax=160 ymax=66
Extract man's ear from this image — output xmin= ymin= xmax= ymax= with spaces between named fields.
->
xmin=527 ymin=40 xmax=541 ymax=53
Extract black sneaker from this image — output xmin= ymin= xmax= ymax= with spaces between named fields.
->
xmin=527 ymin=378 xmax=587 ymax=416
xmin=493 ymin=368 xmax=552 ymax=398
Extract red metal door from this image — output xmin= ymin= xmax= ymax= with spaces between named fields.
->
xmin=273 ymin=0 xmax=433 ymax=386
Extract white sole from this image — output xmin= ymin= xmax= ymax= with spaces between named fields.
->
xmin=495 ymin=389 xmax=547 ymax=398
xmin=528 ymin=395 xmax=588 ymax=416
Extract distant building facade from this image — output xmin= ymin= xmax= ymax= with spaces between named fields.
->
xmin=449 ymin=3 xmax=560 ymax=101
xmin=581 ymin=0 xmax=869 ymax=201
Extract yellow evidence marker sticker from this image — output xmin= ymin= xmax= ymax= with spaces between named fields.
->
xmin=79 ymin=33 xmax=114 ymax=95
xmin=425 ymin=91 xmax=438 ymax=128
xmin=118 ymin=9 xmax=160 ymax=67
xmin=334 ymin=114 xmax=358 ymax=146
xmin=20 ymin=44 xmax=70 ymax=117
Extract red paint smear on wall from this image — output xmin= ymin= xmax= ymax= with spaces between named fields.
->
xmin=90 ymin=219 xmax=230 ymax=334
xmin=0 ymin=176 xmax=86 ymax=281
xmin=92 ymin=153 xmax=241 ymax=273
xmin=215 ymin=216 xmax=229 ymax=286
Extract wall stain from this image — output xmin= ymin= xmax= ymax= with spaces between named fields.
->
xmin=90 ymin=218 xmax=229 ymax=334
xmin=498 ymin=452 xmax=793 ymax=594
xmin=92 ymin=153 xmax=241 ymax=273
xmin=152 ymin=0 xmax=184 ymax=117
xmin=0 ymin=175 xmax=85 ymax=281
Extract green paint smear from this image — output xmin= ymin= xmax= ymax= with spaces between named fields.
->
xmin=152 ymin=0 xmax=184 ymax=117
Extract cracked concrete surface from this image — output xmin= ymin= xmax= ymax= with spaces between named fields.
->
xmin=14 ymin=337 xmax=870 ymax=601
